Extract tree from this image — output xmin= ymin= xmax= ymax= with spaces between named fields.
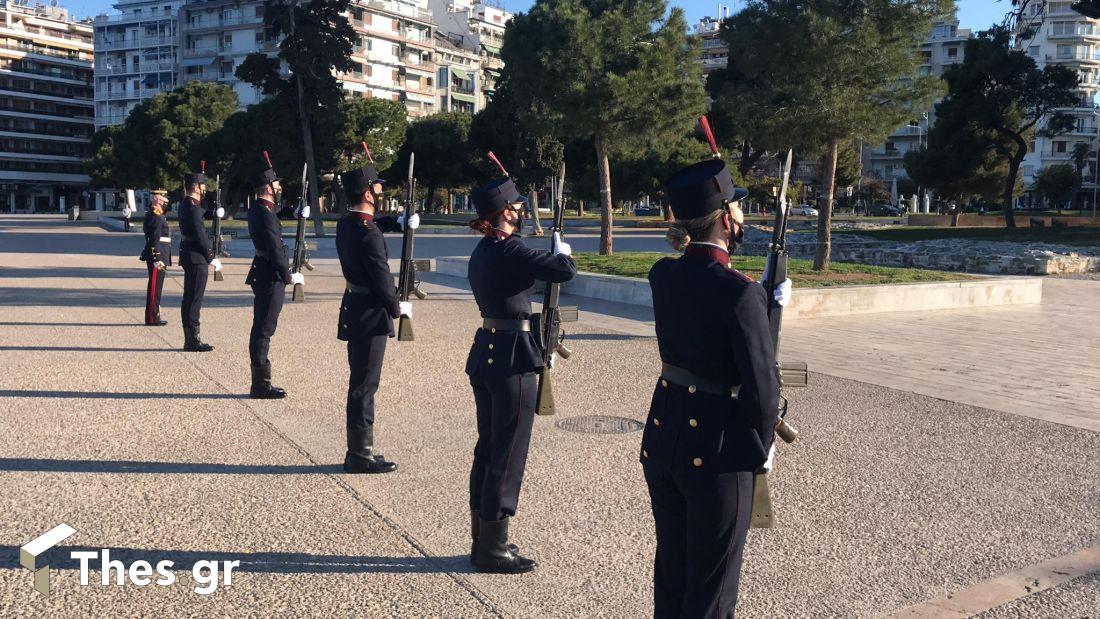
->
xmin=237 ymin=0 xmax=356 ymax=235
xmin=335 ymin=97 xmax=408 ymax=173
xmin=84 ymin=82 xmax=238 ymax=190
xmin=390 ymin=112 xmax=476 ymax=212
xmin=834 ymin=143 xmax=862 ymax=188
xmin=501 ymin=0 xmax=706 ymax=254
xmin=935 ymin=27 xmax=1079 ymax=226
xmin=716 ymin=0 xmax=951 ymax=270
xmin=1034 ymin=164 xmax=1081 ymax=210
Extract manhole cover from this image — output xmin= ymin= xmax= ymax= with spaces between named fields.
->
xmin=555 ymin=415 xmax=644 ymax=434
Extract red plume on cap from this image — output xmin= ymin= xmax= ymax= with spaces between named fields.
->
xmin=261 ymin=150 xmax=272 ymax=168
xmin=200 ymin=160 xmax=206 ymax=174
xmin=698 ymin=116 xmax=720 ymax=159
xmin=361 ymin=141 xmax=375 ymax=164
xmin=488 ymin=151 xmax=508 ymax=177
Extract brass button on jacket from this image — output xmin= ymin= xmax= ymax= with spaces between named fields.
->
xmin=487 ymin=358 xmax=494 ymax=365
xmin=689 ymin=419 xmax=698 ymax=428
xmin=488 ymin=343 xmax=494 ymax=350
xmin=688 ymin=385 xmax=697 ymax=394
xmin=653 ymin=418 xmax=660 ymax=427
xmin=660 ymin=379 xmax=668 ymax=388
xmin=692 ymin=457 xmax=703 ymax=467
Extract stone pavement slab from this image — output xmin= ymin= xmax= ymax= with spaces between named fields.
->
xmin=0 ymin=217 xmax=1097 ymax=618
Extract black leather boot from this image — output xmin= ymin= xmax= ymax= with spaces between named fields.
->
xmin=471 ymin=516 xmax=536 ymax=574
xmin=183 ymin=327 xmax=214 ymax=352
xmin=344 ymin=426 xmax=397 ymax=474
xmin=471 ymin=509 xmax=518 ymax=558
xmin=249 ymin=363 xmax=286 ymax=399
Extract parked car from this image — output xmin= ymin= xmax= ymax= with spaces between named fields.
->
xmin=869 ymin=204 xmax=902 ymax=216
xmin=791 ymin=204 xmax=819 ymax=216
xmin=633 ymin=205 xmax=662 ymax=217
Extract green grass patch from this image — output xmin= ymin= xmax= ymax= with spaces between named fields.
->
xmin=573 ymin=252 xmax=976 ymax=288
xmin=842 ymin=225 xmax=1100 ymax=246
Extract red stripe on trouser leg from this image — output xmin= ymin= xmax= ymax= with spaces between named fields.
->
xmin=146 ymin=266 xmax=158 ymax=324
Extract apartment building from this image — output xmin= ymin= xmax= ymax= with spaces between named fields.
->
xmin=868 ymin=16 xmax=971 ymax=184
xmin=429 ymin=0 xmax=507 ymax=109
xmin=434 ymin=29 xmax=478 ymax=113
xmin=92 ymin=0 xmax=182 ymax=128
xmin=1018 ymin=1 xmax=1100 ymax=203
xmin=0 ymin=1 xmax=93 ymax=213
xmin=178 ymin=0 xmax=269 ymax=107
xmin=342 ymin=0 xmax=437 ymax=118
xmin=692 ymin=9 xmax=730 ymax=77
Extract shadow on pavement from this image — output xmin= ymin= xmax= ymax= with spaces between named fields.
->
xmin=0 ymin=390 xmax=240 ymax=399
xmin=0 ymin=322 xmax=147 ymax=328
xmin=0 ymin=267 xmax=147 ymax=279
xmin=0 ymin=458 xmax=342 ymax=475
xmin=0 ymin=346 xmax=172 ymax=352
xmin=0 ymin=287 xmax=331 ymax=308
xmin=0 ymin=546 xmax=476 ymax=574
xmin=567 ymin=333 xmax=655 ymax=341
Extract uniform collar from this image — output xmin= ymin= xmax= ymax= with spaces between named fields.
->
xmin=486 ymin=229 xmax=515 ymax=241
xmin=256 ymin=197 xmax=276 ymax=210
xmin=348 ymin=209 xmax=373 ymax=223
xmin=684 ymin=242 xmax=730 ymax=266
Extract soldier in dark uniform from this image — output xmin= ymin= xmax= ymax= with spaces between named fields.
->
xmin=245 ymin=162 xmax=301 ymax=399
xmin=464 ymin=175 xmax=576 ymax=574
xmin=140 ymin=189 xmax=171 ymax=326
xmin=335 ymin=166 xmax=417 ymax=474
xmin=641 ymin=158 xmax=791 ymax=618
xmin=177 ymin=168 xmax=222 ymax=352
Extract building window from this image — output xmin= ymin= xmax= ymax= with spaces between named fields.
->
xmin=392 ymin=43 xmax=400 ymax=56
xmin=1055 ymin=141 xmax=1068 ymax=153
xmin=947 ymin=47 xmax=958 ymax=58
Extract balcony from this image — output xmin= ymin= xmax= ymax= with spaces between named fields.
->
xmin=361 ymin=0 xmax=432 ymax=22
xmin=0 ymin=41 xmax=91 ymax=63
xmin=183 ymin=46 xmax=220 ymax=58
xmin=184 ymin=15 xmax=264 ymax=30
xmin=96 ymin=62 xmax=175 ymax=75
xmin=97 ymin=36 xmax=177 ymax=50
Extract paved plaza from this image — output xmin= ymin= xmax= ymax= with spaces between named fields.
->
xmin=0 ymin=216 xmax=1096 ymax=617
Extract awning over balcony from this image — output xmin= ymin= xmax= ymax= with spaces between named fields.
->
xmin=449 ymin=66 xmax=470 ymax=81
xmin=481 ymin=43 xmax=501 ymax=55
xmin=450 ymin=91 xmax=475 ymax=103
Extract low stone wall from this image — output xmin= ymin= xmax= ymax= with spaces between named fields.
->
xmin=907 ymin=214 xmax=1100 ymax=227
xmin=434 ymin=256 xmax=1042 ymax=319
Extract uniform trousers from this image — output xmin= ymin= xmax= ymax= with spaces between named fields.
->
xmin=145 ymin=262 xmax=165 ymax=324
xmin=180 ymin=262 xmax=208 ymax=331
xmin=644 ymin=466 xmax=753 ymax=619
xmin=249 ymin=280 xmax=285 ymax=366
xmin=469 ymin=371 xmax=537 ymax=521
xmin=347 ymin=333 xmax=387 ymax=428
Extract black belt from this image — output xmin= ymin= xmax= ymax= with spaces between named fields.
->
xmin=346 ymin=283 xmax=371 ymax=294
xmin=254 ymin=250 xmax=274 ymax=259
xmin=661 ymin=363 xmax=740 ymax=398
xmin=482 ymin=318 xmax=531 ymax=332
xmin=180 ymin=234 xmax=202 ymax=242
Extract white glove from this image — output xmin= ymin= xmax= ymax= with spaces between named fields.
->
xmin=296 ymin=205 xmax=310 ymax=219
xmin=399 ymin=301 xmax=412 ymax=318
xmin=774 ymin=278 xmax=792 ymax=307
xmin=215 ymin=207 xmax=225 ymax=219
xmin=290 ymin=272 xmax=305 ymax=285
xmin=762 ymin=444 xmax=775 ymax=473
xmin=122 ymin=206 xmax=133 ymax=218
xmin=549 ymin=352 xmax=559 ymax=370
xmin=210 ymin=258 xmax=223 ymax=272
xmin=398 ymin=213 xmax=420 ymax=230
xmin=552 ymin=232 xmax=572 ymax=256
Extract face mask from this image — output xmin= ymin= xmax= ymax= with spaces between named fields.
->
xmin=727 ymin=209 xmax=745 ymax=254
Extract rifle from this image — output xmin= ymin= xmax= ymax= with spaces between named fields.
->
xmin=291 ymin=162 xmax=314 ymax=302
xmin=395 ymin=151 xmax=423 ymax=341
xmin=211 ymin=171 xmax=227 ymax=281
xmin=535 ymin=162 xmax=579 ymax=416
xmin=751 ymin=149 xmax=808 ymax=529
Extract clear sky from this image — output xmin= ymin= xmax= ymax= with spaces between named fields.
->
xmin=61 ymin=0 xmax=1014 ymax=36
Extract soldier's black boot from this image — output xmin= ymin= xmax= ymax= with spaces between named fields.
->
xmin=183 ymin=327 xmax=214 ymax=352
xmin=471 ymin=510 xmax=518 ymax=558
xmin=249 ymin=363 xmax=286 ymax=399
xmin=471 ymin=516 xmax=536 ymax=574
xmin=343 ymin=426 xmax=397 ymax=474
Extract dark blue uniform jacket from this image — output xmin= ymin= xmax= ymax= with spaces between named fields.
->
xmin=245 ymin=199 xmax=292 ymax=286
xmin=336 ymin=212 xmax=402 ymax=340
xmin=178 ymin=196 xmax=213 ymax=265
xmin=141 ymin=210 xmax=172 ymax=266
xmin=465 ymin=232 xmax=577 ymax=379
xmin=642 ymin=245 xmax=781 ymax=474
